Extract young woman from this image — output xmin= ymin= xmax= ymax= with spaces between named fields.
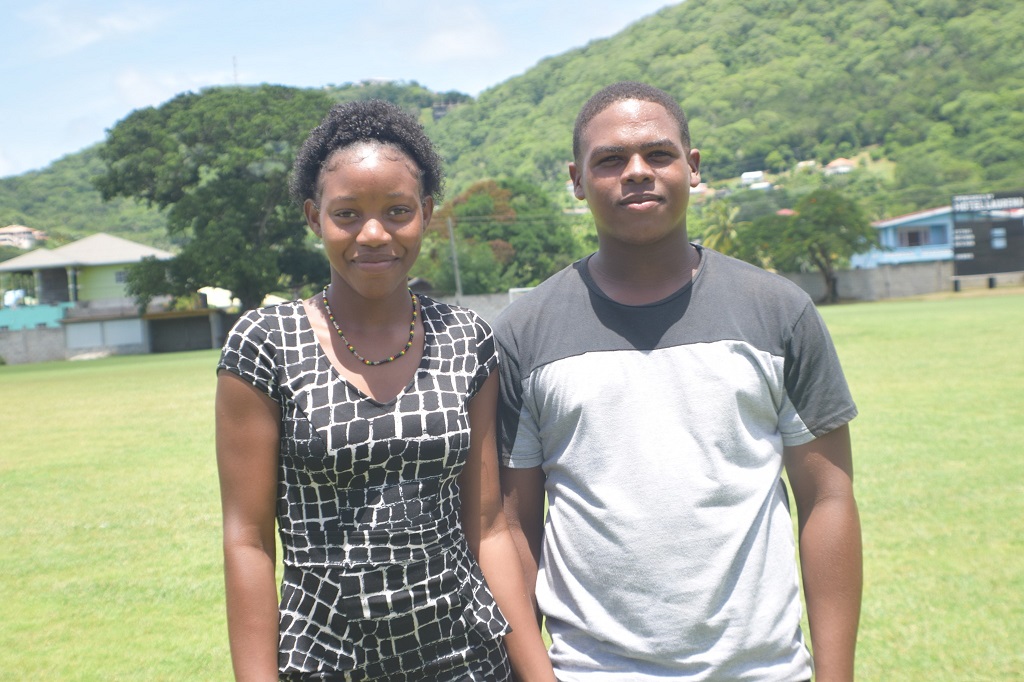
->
xmin=215 ymin=100 xmax=553 ymax=681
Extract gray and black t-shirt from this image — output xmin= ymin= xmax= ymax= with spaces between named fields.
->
xmin=495 ymin=246 xmax=857 ymax=681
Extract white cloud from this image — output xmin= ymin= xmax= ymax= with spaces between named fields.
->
xmin=20 ymin=1 xmax=169 ymax=55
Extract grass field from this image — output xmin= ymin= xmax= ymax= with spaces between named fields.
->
xmin=1 ymin=290 xmax=1021 ymax=680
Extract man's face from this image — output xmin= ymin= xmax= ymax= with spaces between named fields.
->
xmin=569 ymin=99 xmax=700 ymax=248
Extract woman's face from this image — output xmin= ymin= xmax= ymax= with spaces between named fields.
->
xmin=304 ymin=142 xmax=432 ymax=301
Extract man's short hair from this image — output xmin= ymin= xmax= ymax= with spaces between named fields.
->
xmin=572 ymin=82 xmax=691 ymax=162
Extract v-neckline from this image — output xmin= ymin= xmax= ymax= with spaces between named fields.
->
xmin=302 ymin=298 xmax=433 ymax=408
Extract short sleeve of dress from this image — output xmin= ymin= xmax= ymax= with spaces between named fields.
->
xmin=466 ymin=313 xmax=499 ymax=401
xmin=216 ymin=308 xmax=281 ymax=403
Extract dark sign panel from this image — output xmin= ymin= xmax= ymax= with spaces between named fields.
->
xmin=951 ymin=191 xmax=1024 ymax=276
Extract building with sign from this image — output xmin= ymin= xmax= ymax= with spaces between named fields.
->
xmin=950 ymin=192 xmax=1024 ymax=278
xmin=850 ymin=206 xmax=955 ymax=269
xmin=851 ymin=193 xmax=1024 ymax=279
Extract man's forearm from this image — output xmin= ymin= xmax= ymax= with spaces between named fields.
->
xmin=799 ymin=494 xmax=863 ymax=682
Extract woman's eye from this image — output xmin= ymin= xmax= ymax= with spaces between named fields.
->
xmin=389 ymin=206 xmax=412 ymax=216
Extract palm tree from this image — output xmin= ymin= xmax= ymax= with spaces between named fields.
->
xmin=700 ymin=200 xmax=744 ymax=255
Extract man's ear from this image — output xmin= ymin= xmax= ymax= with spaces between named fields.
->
xmin=569 ymin=162 xmax=585 ymax=200
xmin=303 ymin=199 xmax=322 ymax=237
xmin=688 ymin=149 xmax=702 ymax=187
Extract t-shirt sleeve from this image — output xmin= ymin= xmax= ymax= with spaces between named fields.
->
xmin=493 ymin=313 xmax=544 ymax=469
xmin=216 ymin=309 xmax=280 ymax=403
xmin=467 ymin=313 xmax=499 ymax=401
xmin=780 ymin=300 xmax=858 ymax=445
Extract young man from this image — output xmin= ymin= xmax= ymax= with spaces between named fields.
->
xmin=495 ymin=82 xmax=862 ymax=681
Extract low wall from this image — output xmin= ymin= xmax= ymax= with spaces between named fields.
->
xmin=783 ymin=262 xmax=1023 ymax=302
xmin=4 ymin=264 xmax=1017 ymax=365
xmin=0 ymin=326 xmax=66 ymax=365
xmin=782 ymin=261 xmax=955 ymax=302
xmin=442 ymin=262 xmax=1020 ymax=324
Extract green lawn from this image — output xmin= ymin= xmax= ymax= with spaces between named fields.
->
xmin=0 ymin=351 xmax=228 ymax=680
xmin=822 ymin=290 xmax=1024 ymax=680
xmin=0 ymin=290 xmax=1021 ymax=680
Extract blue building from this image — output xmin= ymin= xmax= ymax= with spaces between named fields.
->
xmin=851 ymin=206 xmax=953 ymax=269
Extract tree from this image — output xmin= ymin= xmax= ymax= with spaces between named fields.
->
xmin=95 ymin=85 xmax=335 ymax=310
xmin=699 ymin=199 xmax=747 ymax=255
xmin=736 ymin=188 xmax=876 ymax=303
xmin=414 ymin=177 xmax=579 ymax=293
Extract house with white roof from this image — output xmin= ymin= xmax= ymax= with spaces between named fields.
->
xmin=0 ymin=233 xmax=229 ymax=363
xmin=740 ymin=170 xmax=765 ymax=186
xmin=0 ymin=224 xmax=47 ymax=250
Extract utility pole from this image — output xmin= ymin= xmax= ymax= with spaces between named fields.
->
xmin=447 ymin=217 xmax=463 ymax=304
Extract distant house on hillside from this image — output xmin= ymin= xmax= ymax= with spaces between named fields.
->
xmin=0 ymin=224 xmax=47 ymax=250
xmin=824 ymin=158 xmax=855 ymax=175
xmin=740 ymin=170 xmax=765 ymax=186
xmin=0 ymin=233 xmax=230 ymax=363
xmin=850 ymin=206 xmax=954 ymax=268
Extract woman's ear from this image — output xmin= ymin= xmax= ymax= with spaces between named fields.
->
xmin=421 ymin=196 xmax=434 ymax=229
xmin=303 ymin=198 xmax=323 ymax=237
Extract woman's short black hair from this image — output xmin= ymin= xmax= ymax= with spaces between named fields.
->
xmin=572 ymin=81 xmax=691 ymax=162
xmin=289 ymin=99 xmax=444 ymax=206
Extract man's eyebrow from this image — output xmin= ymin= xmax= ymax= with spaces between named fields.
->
xmin=590 ymin=145 xmax=626 ymax=157
xmin=639 ymin=138 xmax=681 ymax=150
xmin=590 ymin=139 xmax=681 ymax=157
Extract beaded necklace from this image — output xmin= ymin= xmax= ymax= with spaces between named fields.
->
xmin=321 ymin=285 xmax=418 ymax=366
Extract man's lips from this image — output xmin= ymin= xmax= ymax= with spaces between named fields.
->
xmin=620 ymin=194 xmax=662 ymax=207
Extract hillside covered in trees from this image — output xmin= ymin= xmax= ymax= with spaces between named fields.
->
xmin=1 ymin=0 xmax=1021 ymax=260
xmin=436 ymin=0 xmax=1024 ymax=209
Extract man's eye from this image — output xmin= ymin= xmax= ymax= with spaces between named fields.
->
xmin=390 ymin=206 xmax=412 ymax=216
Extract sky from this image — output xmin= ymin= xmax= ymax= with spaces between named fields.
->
xmin=0 ymin=0 xmax=675 ymax=178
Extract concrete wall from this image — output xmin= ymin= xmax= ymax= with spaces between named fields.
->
xmin=782 ymin=261 xmax=956 ymax=302
xmin=783 ymin=261 xmax=1023 ymax=302
xmin=4 ymin=264 xmax=1019 ymax=365
xmin=443 ymin=262 xmax=1022 ymax=324
xmin=0 ymin=326 xmax=66 ymax=364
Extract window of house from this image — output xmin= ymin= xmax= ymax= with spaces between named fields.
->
xmin=115 ymin=270 xmax=127 ymax=283
xmin=899 ymin=228 xmax=930 ymax=247
xmin=991 ymin=228 xmax=1007 ymax=250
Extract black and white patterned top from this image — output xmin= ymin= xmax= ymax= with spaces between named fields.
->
xmin=218 ymin=296 xmax=512 ymax=681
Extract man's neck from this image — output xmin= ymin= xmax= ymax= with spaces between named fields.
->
xmin=588 ymin=235 xmax=700 ymax=306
